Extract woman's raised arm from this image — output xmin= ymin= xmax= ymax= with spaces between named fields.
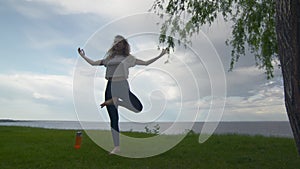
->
xmin=135 ymin=48 xmax=169 ymax=66
xmin=78 ymin=48 xmax=104 ymax=66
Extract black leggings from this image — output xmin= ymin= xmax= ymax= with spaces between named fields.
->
xmin=105 ymin=80 xmax=143 ymax=146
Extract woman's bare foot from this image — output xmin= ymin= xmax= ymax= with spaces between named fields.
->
xmin=109 ymin=146 xmax=120 ymax=155
xmin=100 ymin=97 xmax=118 ymax=108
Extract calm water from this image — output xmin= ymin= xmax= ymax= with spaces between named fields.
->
xmin=0 ymin=121 xmax=293 ymax=138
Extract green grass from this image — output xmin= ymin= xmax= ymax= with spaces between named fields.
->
xmin=1 ymin=126 xmax=299 ymax=169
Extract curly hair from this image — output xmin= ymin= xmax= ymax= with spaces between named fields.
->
xmin=106 ymin=35 xmax=130 ymax=60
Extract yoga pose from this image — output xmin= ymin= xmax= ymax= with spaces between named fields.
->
xmin=78 ymin=35 xmax=168 ymax=154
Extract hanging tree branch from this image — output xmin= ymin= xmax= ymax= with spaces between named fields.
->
xmin=150 ymin=0 xmax=278 ymax=79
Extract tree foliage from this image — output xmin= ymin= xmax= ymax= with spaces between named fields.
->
xmin=150 ymin=0 xmax=278 ymax=78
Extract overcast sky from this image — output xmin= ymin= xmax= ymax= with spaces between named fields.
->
xmin=0 ymin=0 xmax=288 ymax=122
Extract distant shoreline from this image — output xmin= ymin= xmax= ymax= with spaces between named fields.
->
xmin=0 ymin=120 xmax=293 ymax=138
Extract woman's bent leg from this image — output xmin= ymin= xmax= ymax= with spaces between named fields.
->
xmin=118 ymin=91 xmax=143 ymax=113
xmin=112 ymin=80 xmax=143 ymax=113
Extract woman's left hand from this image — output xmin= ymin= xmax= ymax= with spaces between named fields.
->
xmin=78 ymin=48 xmax=85 ymax=57
xmin=160 ymin=48 xmax=169 ymax=57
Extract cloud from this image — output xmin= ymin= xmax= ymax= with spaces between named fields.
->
xmin=1 ymin=0 xmax=288 ymax=122
xmin=17 ymin=0 xmax=154 ymax=19
xmin=32 ymin=92 xmax=62 ymax=101
xmin=223 ymin=82 xmax=287 ymax=121
xmin=0 ymin=72 xmax=75 ymax=120
xmin=25 ymin=30 xmax=74 ymax=49
xmin=6 ymin=0 xmax=56 ymax=19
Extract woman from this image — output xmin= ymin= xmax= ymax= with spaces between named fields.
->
xmin=78 ymin=35 xmax=168 ymax=154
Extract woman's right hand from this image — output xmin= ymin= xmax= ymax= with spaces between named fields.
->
xmin=78 ymin=48 xmax=85 ymax=57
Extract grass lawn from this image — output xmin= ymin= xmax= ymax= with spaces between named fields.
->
xmin=0 ymin=126 xmax=299 ymax=169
